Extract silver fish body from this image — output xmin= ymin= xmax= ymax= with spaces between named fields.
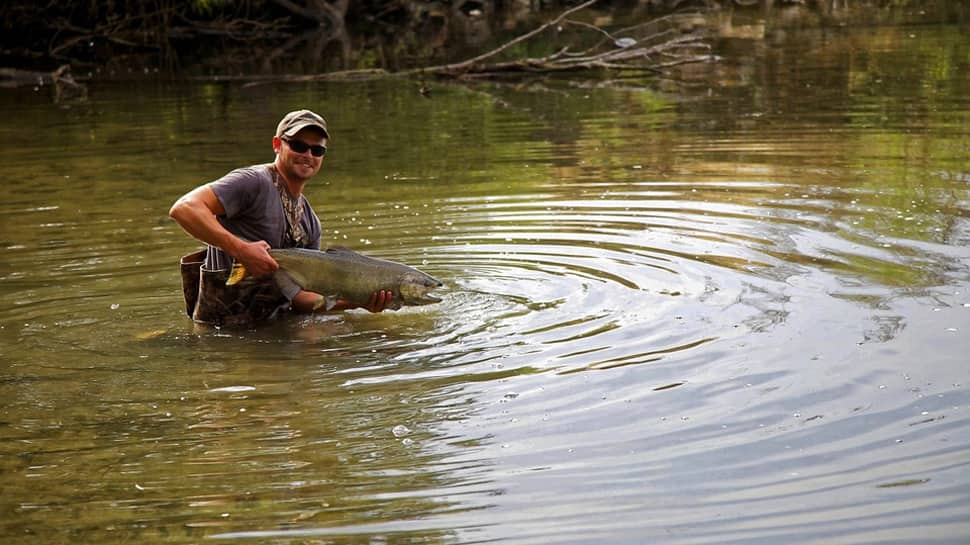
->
xmin=265 ymin=247 xmax=442 ymax=311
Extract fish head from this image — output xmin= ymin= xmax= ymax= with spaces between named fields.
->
xmin=398 ymin=272 xmax=443 ymax=305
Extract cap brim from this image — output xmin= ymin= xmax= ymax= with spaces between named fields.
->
xmin=282 ymin=122 xmax=330 ymax=139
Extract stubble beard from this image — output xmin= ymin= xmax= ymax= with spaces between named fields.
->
xmin=279 ymin=157 xmax=319 ymax=190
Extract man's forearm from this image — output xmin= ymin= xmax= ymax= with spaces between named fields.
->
xmin=291 ymin=290 xmax=356 ymax=313
xmin=170 ymin=203 xmax=241 ymax=257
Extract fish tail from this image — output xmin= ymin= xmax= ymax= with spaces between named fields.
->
xmin=226 ymin=262 xmax=248 ymax=286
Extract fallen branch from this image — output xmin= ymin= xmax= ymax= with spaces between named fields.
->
xmin=400 ymin=1 xmax=713 ymax=80
xmin=197 ymin=1 xmax=714 ymax=85
xmin=429 ymin=0 xmax=601 ymax=76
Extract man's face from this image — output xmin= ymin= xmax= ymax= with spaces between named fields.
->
xmin=274 ymin=127 xmax=327 ymax=183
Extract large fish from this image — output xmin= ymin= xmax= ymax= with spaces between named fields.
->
xmin=227 ymin=247 xmax=443 ymax=311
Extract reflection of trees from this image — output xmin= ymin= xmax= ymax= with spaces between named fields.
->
xmin=259 ymin=1 xmax=351 ymax=72
xmin=648 ymin=0 xmax=966 ymax=15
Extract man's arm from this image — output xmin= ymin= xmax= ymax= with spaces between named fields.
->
xmin=290 ymin=289 xmax=394 ymax=313
xmin=169 ymin=185 xmax=278 ymax=277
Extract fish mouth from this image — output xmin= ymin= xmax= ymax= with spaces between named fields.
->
xmin=425 ymin=279 xmax=444 ymax=302
xmin=408 ymin=289 xmax=441 ymax=305
xmin=400 ymin=275 xmax=443 ymax=305
xmin=406 ymin=282 xmax=442 ymax=305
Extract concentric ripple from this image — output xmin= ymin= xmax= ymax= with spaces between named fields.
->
xmin=315 ymin=175 xmax=955 ymax=387
xmin=3 ymin=19 xmax=970 ymax=543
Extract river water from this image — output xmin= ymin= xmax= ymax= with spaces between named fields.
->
xmin=1 ymin=8 xmax=969 ymax=545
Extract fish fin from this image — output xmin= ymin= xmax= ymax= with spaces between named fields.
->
xmin=226 ymin=262 xmax=247 ymax=286
xmin=273 ymin=270 xmax=302 ymax=296
xmin=324 ymin=246 xmax=354 ymax=255
xmin=309 ymin=294 xmax=337 ymax=311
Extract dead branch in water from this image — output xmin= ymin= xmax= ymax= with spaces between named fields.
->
xmin=422 ymin=1 xmax=713 ymax=79
xmin=252 ymin=0 xmax=713 ymax=84
xmin=427 ymin=0 xmax=603 ymax=76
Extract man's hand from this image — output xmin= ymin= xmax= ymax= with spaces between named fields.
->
xmin=234 ymin=240 xmax=279 ymax=278
xmin=294 ymin=289 xmax=394 ymax=313
xmin=361 ymin=290 xmax=394 ymax=313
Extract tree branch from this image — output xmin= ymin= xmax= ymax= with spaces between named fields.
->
xmin=431 ymin=0 xmax=600 ymax=75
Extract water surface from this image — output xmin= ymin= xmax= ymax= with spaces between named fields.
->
xmin=1 ymin=10 xmax=969 ymax=545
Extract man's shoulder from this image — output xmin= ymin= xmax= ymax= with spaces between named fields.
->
xmin=209 ymin=164 xmax=275 ymax=214
xmin=210 ymin=164 xmax=274 ymax=195
xmin=221 ymin=163 xmax=274 ymax=184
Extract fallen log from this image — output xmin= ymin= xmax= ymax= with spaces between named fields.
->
xmin=0 ymin=65 xmax=87 ymax=102
xmin=204 ymin=0 xmax=713 ymax=85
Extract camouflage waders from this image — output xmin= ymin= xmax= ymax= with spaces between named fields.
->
xmin=180 ymin=249 xmax=290 ymax=328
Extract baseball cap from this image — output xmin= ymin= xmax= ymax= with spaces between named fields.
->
xmin=275 ymin=109 xmax=330 ymax=139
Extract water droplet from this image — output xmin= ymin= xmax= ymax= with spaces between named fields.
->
xmin=392 ymin=424 xmax=411 ymax=437
xmin=110 ymin=303 xmax=120 ymax=310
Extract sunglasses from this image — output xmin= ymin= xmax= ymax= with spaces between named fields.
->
xmin=282 ymin=137 xmax=327 ymax=157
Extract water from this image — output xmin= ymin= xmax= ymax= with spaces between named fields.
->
xmin=2 ymin=11 xmax=969 ymax=545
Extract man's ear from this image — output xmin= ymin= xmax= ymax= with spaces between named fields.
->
xmin=272 ymin=136 xmax=282 ymax=154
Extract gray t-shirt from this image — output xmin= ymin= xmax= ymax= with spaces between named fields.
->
xmin=204 ymin=163 xmax=322 ymax=299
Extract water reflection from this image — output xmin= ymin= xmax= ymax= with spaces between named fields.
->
xmin=1 ymin=8 xmax=969 ymax=545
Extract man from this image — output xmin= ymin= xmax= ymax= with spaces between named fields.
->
xmin=170 ymin=109 xmax=392 ymax=326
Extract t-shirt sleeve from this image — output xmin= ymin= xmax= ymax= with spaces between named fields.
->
xmin=208 ymin=167 xmax=265 ymax=219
